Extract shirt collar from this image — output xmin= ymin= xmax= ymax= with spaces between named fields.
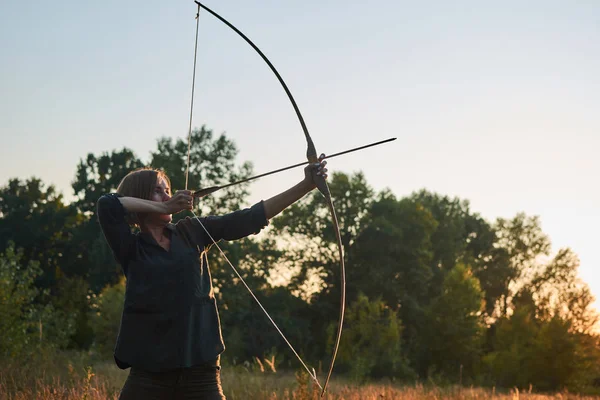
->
xmin=165 ymin=223 xmax=177 ymax=232
xmin=139 ymin=223 xmax=177 ymax=245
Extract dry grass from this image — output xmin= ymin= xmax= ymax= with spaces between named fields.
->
xmin=0 ymin=353 xmax=598 ymax=400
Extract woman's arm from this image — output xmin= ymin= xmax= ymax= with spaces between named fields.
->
xmin=97 ymin=194 xmax=137 ymax=269
xmin=118 ymin=192 xmax=193 ymax=214
xmin=184 ymin=184 xmax=312 ymax=246
xmin=263 ymin=180 xmax=314 ymax=220
xmin=263 ymin=157 xmax=327 ymax=220
xmin=118 ymin=197 xmax=169 ymax=213
xmin=181 ymin=157 xmax=327 ymax=245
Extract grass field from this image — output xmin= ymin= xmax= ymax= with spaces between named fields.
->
xmin=1 ymin=352 xmax=598 ymax=400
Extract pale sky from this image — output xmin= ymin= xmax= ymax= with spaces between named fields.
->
xmin=1 ymin=1 xmax=598 ymax=314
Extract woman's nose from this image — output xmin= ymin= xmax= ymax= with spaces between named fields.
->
xmin=163 ymin=193 xmax=171 ymax=201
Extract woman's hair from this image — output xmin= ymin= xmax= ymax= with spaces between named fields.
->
xmin=116 ymin=168 xmax=171 ymax=226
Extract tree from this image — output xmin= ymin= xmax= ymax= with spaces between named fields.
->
xmin=410 ymin=190 xmax=508 ymax=319
xmin=0 ymin=243 xmax=42 ymax=359
xmin=484 ymin=215 xmax=600 ymax=391
xmin=530 ymin=248 xmax=599 ymax=334
xmin=425 ymin=263 xmax=485 ymax=382
xmin=72 ymin=148 xmax=144 ymax=215
xmin=493 ymin=213 xmax=552 ymax=316
xmin=89 ymin=276 xmax=125 ymax=359
xmin=271 ymin=172 xmax=374 ymax=294
xmin=349 ymin=193 xmax=438 ymax=376
xmin=51 ymin=275 xmax=94 ymax=349
xmin=331 ymin=292 xmax=414 ymax=381
xmin=0 ymin=243 xmax=76 ymax=361
xmin=0 ymin=178 xmax=82 ymax=287
xmin=269 ymin=172 xmax=377 ymax=360
xmin=210 ymin=237 xmax=310 ymax=364
xmin=484 ymin=292 xmax=540 ymax=388
xmin=527 ymin=316 xmax=578 ymax=391
xmin=485 ymin=298 xmax=594 ymax=391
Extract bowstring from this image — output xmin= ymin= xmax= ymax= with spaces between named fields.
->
xmin=185 ymin=5 xmax=200 ymax=191
xmin=184 ymin=4 xmax=322 ymax=390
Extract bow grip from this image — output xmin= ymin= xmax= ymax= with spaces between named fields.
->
xmin=307 ymin=150 xmax=330 ymax=199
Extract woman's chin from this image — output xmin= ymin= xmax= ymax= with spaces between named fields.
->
xmin=159 ymin=214 xmax=173 ymax=223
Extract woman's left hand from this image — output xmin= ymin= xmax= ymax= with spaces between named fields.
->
xmin=303 ymin=153 xmax=328 ymax=189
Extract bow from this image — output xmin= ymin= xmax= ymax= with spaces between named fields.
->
xmin=186 ymin=2 xmax=346 ymax=396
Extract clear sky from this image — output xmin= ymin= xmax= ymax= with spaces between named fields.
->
xmin=1 ymin=1 xmax=598 ymax=314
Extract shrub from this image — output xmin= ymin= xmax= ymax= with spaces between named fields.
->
xmin=88 ymin=277 xmax=125 ymax=359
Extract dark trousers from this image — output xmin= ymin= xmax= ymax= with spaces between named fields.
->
xmin=118 ymin=362 xmax=226 ymax=400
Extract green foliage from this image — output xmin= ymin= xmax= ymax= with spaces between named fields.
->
xmin=271 ymin=173 xmax=374 ymax=296
xmin=484 ymin=299 xmax=538 ymax=387
xmin=89 ymin=277 xmax=125 ymax=359
xmin=72 ymin=148 xmax=144 ymax=215
xmin=485 ymin=296 xmax=600 ymax=392
xmin=409 ymin=191 xmax=509 ymax=320
xmin=350 ymin=193 xmax=437 ymax=311
xmin=0 ymin=178 xmax=83 ymax=287
xmin=0 ymin=242 xmax=43 ymax=359
xmin=272 ymin=172 xmax=374 ymax=249
xmin=348 ymin=193 xmax=437 ymax=377
xmin=530 ymin=248 xmax=599 ymax=334
xmin=425 ymin=263 xmax=485 ymax=382
xmin=208 ymin=235 xmax=315 ymax=365
xmin=219 ymin=283 xmax=313 ymax=367
xmin=0 ymin=243 xmax=76 ymax=361
xmin=492 ymin=213 xmax=552 ymax=317
xmin=52 ymin=276 xmax=94 ymax=349
xmin=1 ymin=126 xmax=599 ymax=394
xmin=87 ymin=232 xmax=123 ymax=293
xmin=528 ymin=317 xmax=578 ymax=390
xmin=331 ymin=293 xmax=414 ymax=382
xmin=567 ymin=333 xmax=600 ymax=392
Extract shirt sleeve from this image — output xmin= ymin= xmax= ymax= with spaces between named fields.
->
xmin=97 ymin=193 xmax=136 ymax=269
xmin=177 ymin=201 xmax=269 ymax=249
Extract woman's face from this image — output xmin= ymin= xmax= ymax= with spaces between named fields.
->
xmin=150 ymin=176 xmax=172 ymax=224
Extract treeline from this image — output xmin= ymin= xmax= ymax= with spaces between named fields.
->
xmin=1 ymin=127 xmax=599 ymax=393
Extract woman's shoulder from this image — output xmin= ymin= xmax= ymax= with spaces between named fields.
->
xmin=97 ymin=193 xmax=123 ymax=208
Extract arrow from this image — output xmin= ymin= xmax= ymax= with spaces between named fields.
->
xmin=193 ymin=137 xmax=396 ymax=198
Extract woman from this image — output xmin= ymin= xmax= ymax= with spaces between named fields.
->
xmin=97 ymin=156 xmax=328 ymax=400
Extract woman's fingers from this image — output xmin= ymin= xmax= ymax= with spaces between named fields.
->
xmin=316 ymin=159 xmax=328 ymax=178
xmin=168 ymin=190 xmax=194 ymax=212
xmin=180 ymin=193 xmax=193 ymax=210
xmin=174 ymin=190 xmax=192 ymax=198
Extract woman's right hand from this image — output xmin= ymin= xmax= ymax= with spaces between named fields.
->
xmin=163 ymin=190 xmax=194 ymax=214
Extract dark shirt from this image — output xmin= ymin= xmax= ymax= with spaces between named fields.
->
xmin=96 ymin=193 xmax=268 ymax=372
